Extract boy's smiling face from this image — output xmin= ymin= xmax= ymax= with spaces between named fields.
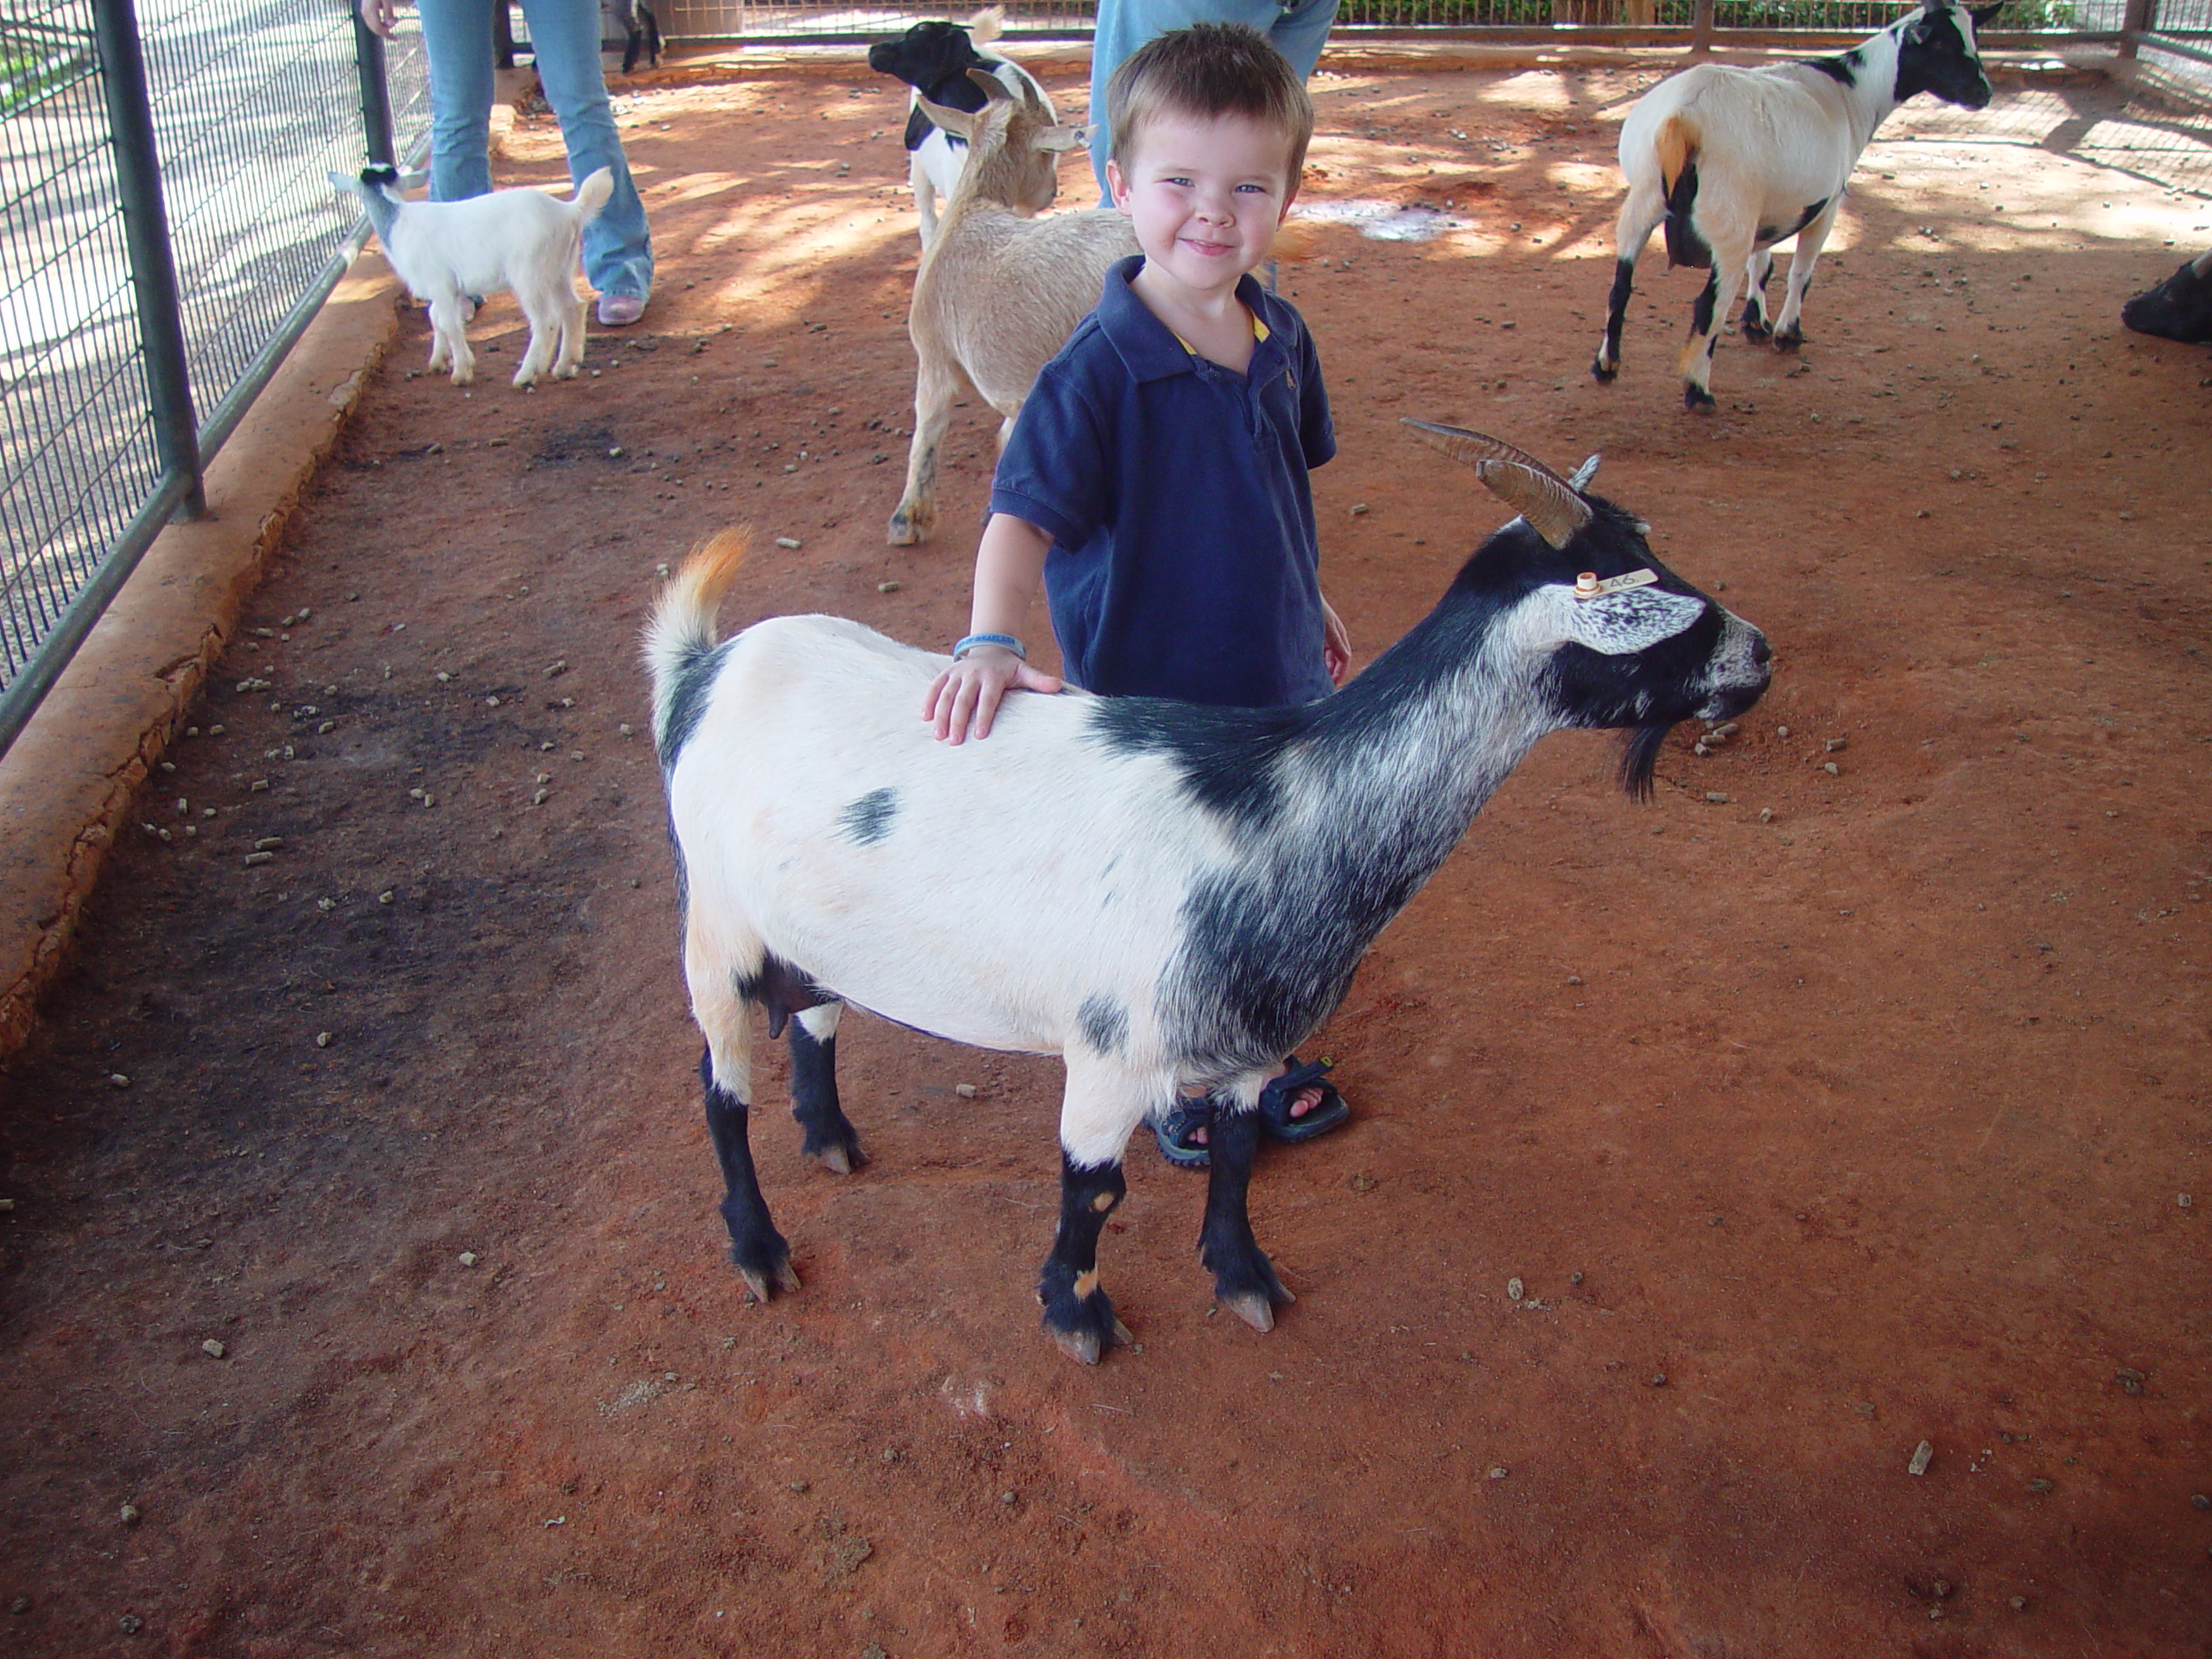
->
xmin=1106 ymin=111 xmax=1297 ymax=304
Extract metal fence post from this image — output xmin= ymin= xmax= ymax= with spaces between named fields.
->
xmin=2120 ymin=0 xmax=2153 ymax=60
xmin=89 ymin=0 xmax=205 ymax=522
xmin=354 ymin=8 xmax=397 ymax=166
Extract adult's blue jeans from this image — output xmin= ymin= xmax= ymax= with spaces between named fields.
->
xmin=416 ymin=0 xmax=653 ymax=300
xmin=1087 ymin=0 xmax=1340 ymax=196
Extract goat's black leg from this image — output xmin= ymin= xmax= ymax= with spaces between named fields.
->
xmin=1037 ymin=1154 xmax=1131 ymax=1364
xmin=1592 ymin=255 xmax=1636 ymax=381
xmin=701 ymin=1045 xmax=798 ymax=1302
xmin=1198 ymin=1102 xmax=1293 ymax=1333
xmin=787 ymin=1007 xmax=865 ymax=1174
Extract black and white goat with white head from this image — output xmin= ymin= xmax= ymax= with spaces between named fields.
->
xmin=868 ymin=6 xmax=1057 ymax=246
xmin=647 ymin=426 xmax=1771 ymax=1363
xmin=1592 ymin=0 xmax=2001 ymax=410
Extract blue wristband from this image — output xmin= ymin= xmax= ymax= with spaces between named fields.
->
xmin=952 ymin=632 xmax=1025 ymax=661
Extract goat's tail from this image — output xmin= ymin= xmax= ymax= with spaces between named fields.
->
xmin=1654 ymin=114 xmax=1711 ymax=270
xmin=966 ymin=3 xmax=1006 ymax=44
xmin=645 ymin=529 xmax=750 ymax=756
xmin=570 ymin=167 xmax=615 ymax=226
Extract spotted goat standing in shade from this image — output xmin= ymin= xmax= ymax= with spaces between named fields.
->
xmin=1592 ymin=0 xmax=2001 ymax=410
xmin=646 ymin=425 xmax=1771 ymax=1363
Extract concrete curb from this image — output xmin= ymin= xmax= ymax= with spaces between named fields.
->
xmin=0 ymin=257 xmax=404 ymax=1066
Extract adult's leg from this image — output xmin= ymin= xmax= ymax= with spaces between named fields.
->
xmin=1088 ymin=0 xmax=1340 ymax=195
xmin=416 ymin=0 xmax=498 ymax=202
xmin=516 ymin=0 xmax=653 ymax=301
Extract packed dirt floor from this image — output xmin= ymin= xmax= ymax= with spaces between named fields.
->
xmin=3 ymin=49 xmax=2209 ymax=1659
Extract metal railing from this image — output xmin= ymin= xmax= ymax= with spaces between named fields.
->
xmin=0 ymin=0 xmax=427 ymax=758
xmin=657 ymin=0 xmax=2127 ymax=46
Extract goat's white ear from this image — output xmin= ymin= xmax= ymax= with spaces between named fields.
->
xmin=397 ymin=168 xmax=429 ymax=193
xmin=1545 ymin=583 xmax=1708 ymax=656
xmin=1034 ymin=123 xmax=1087 ymax=154
xmin=327 ymin=170 xmax=357 ymax=192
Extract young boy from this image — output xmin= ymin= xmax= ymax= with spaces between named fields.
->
xmin=920 ymin=21 xmax=1351 ymax=1166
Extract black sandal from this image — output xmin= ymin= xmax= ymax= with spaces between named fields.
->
xmin=1257 ymin=1054 xmax=1351 ymax=1143
xmin=1153 ymin=1099 xmax=1214 ymax=1169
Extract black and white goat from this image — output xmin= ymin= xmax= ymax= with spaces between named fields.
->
xmin=2122 ymin=247 xmax=2212 ymax=343
xmin=868 ymin=7 xmax=1056 ymax=246
xmin=330 ymin=163 xmax=612 ymax=388
xmin=1592 ymin=0 xmax=2000 ymax=410
xmin=648 ymin=425 xmax=1771 ymax=1363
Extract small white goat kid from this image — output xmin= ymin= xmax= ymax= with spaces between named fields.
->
xmin=650 ymin=425 xmax=1772 ymax=1363
xmin=1591 ymin=0 xmax=1999 ymax=409
xmin=329 ymin=164 xmax=613 ymax=388
xmin=888 ymin=71 xmax=1136 ymax=544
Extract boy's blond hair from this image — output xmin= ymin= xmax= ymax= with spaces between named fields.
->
xmin=1105 ymin=22 xmax=1314 ymax=185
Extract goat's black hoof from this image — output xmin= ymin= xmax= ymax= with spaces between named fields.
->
xmin=731 ymin=1236 xmax=799 ymax=1303
xmin=1684 ymin=385 xmax=1718 ymax=412
xmin=1038 ymin=1271 xmax=1130 ymax=1365
xmin=1591 ymin=358 xmax=1619 ymax=384
xmin=1203 ymin=1242 xmax=1293 ymax=1333
xmin=1741 ymin=317 xmax=1773 ymax=342
xmin=1772 ymin=327 xmax=1805 ymax=352
xmin=808 ymin=1139 xmax=867 ymax=1176
xmin=798 ymin=1119 xmax=867 ymax=1175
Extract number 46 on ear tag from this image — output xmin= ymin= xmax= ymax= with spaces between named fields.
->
xmin=1572 ymin=569 xmax=1659 ymax=601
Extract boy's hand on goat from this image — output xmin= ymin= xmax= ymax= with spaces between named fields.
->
xmin=923 ymin=650 xmax=1062 ymax=745
xmin=1322 ymin=596 xmax=1352 ymax=687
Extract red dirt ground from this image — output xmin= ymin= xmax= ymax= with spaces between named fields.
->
xmin=3 ymin=55 xmax=2209 ymax=1659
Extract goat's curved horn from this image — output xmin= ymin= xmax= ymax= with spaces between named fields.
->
xmin=1401 ymin=419 xmax=1593 ymax=550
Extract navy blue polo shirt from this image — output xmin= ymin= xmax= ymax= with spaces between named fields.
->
xmin=990 ymin=256 xmax=1336 ymax=709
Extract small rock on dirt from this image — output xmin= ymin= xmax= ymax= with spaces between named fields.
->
xmin=1909 ymin=1440 xmax=1935 ymax=1476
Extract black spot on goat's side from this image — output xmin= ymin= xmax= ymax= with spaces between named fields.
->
xmin=1757 ymin=197 xmax=1829 ymax=248
xmin=1078 ymin=993 xmax=1128 ymax=1058
xmin=1802 ymin=51 xmax=1859 ymax=86
xmin=839 ymin=786 xmax=899 ymax=845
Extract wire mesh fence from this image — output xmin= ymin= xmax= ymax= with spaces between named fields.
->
xmin=0 ymin=0 xmax=426 ymax=753
xmin=657 ymin=0 xmax=2120 ymax=40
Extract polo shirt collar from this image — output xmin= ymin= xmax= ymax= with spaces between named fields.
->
xmin=1094 ymin=255 xmax=1282 ymax=383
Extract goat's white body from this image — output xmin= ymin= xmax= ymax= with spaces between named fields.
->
xmin=1617 ymin=63 xmax=1879 ymax=257
xmin=665 ymin=617 xmax=1218 ymax=1160
xmin=377 ymin=172 xmax=611 ymax=388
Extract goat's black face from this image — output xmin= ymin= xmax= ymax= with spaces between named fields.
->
xmin=868 ymin=20 xmax=985 ymax=95
xmin=1525 ymin=499 xmax=1772 ymax=796
xmin=1895 ymin=2 xmax=1993 ymax=110
xmin=2121 ymin=255 xmax=2212 ymax=343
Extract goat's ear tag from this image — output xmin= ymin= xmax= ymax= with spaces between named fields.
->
xmin=1573 ymin=568 xmax=1658 ymax=601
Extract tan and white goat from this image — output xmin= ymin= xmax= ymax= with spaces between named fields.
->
xmin=887 ymin=72 xmax=1138 ymax=546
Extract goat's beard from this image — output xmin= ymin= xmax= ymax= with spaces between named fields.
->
xmin=1619 ymin=721 xmax=1674 ymax=801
